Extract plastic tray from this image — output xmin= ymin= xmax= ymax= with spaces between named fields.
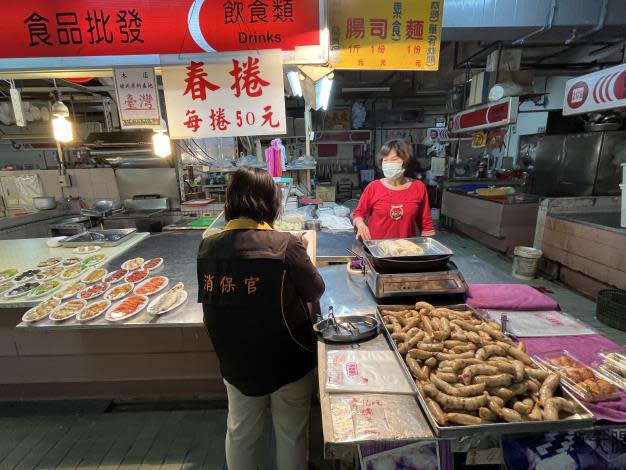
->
xmin=594 ymin=348 xmax=626 ymax=391
xmin=534 ymin=349 xmax=623 ymax=402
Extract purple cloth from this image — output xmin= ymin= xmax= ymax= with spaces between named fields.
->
xmin=522 ymin=334 xmax=626 ymax=423
xmin=466 ymin=284 xmax=559 ymax=311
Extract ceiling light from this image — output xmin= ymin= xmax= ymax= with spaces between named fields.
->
xmin=51 ymin=97 xmax=73 ymax=142
xmin=287 ymin=71 xmax=302 ymax=97
xmin=318 ymin=75 xmax=333 ymax=111
xmin=153 ymin=130 xmax=172 ymax=158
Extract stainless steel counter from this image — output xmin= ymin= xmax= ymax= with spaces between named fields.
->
xmin=551 ymin=211 xmax=626 ymax=235
xmin=0 ymin=208 xmax=75 ymax=231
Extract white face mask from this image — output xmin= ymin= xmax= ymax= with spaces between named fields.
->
xmin=382 ymin=162 xmax=404 ymax=179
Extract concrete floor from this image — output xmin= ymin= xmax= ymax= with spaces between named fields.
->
xmin=0 ymin=229 xmax=623 ymax=470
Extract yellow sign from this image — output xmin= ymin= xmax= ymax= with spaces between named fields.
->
xmin=471 ymin=131 xmax=487 ymax=148
xmin=329 ymin=0 xmax=443 ymax=71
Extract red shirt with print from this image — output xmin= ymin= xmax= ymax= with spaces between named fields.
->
xmin=352 ymin=179 xmax=434 ymax=240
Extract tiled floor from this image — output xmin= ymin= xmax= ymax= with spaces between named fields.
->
xmin=1 ymin=229 xmax=624 ymax=470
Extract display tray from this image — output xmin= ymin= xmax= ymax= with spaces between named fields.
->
xmin=364 ymin=237 xmax=453 ymax=260
xmin=376 ymin=304 xmax=596 ymax=438
xmin=60 ymin=229 xmax=137 ymax=247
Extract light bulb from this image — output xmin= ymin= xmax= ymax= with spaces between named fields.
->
xmin=153 ymin=131 xmax=171 ymax=158
xmin=52 ymin=115 xmax=73 ymax=142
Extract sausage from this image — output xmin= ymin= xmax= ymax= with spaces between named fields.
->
xmin=479 ymin=407 xmax=498 ymax=422
xmin=416 ymin=342 xmax=444 ymax=352
xmin=415 ymin=301 xmax=434 ymax=312
xmin=450 ymin=330 xmax=468 ymax=342
xmin=405 ymin=356 xmax=422 ymax=379
xmin=439 ymin=358 xmax=483 ymax=372
xmin=473 ymin=373 xmax=514 ymax=388
xmin=444 ymin=340 xmax=466 ymax=349
xmin=512 ymin=398 xmax=534 ymax=416
xmin=476 ymin=345 xmax=506 ymax=361
xmin=465 ymin=331 xmax=482 ymax=344
xmin=425 ymin=356 xmax=438 ymax=368
xmin=487 ymin=387 xmax=515 ymax=401
xmin=431 ymin=374 xmax=486 ymax=397
xmin=435 ymin=371 xmax=458 ymax=383
xmin=446 ymin=413 xmax=483 ymax=425
xmin=462 ymin=364 xmax=499 ymax=385
xmin=451 ymin=319 xmax=481 ymax=332
xmin=504 ymin=344 xmax=534 ymax=365
xmin=500 ymin=407 xmax=523 ymax=422
xmin=436 ymin=351 xmax=475 ymax=362
xmin=425 ymin=398 xmax=447 ymax=425
xmin=525 ymin=366 xmax=549 ymax=381
xmin=539 ymin=373 xmax=561 ymax=405
xmin=408 ymin=348 xmax=435 ymax=361
xmin=543 ymin=397 xmax=575 ymax=420
xmin=421 ymin=316 xmax=434 ymax=336
xmin=451 ymin=344 xmax=477 ymax=354
xmin=428 ymin=387 xmax=488 ymax=411
xmin=528 ymin=399 xmax=542 ymax=421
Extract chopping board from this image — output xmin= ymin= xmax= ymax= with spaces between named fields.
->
xmin=186 ymin=216 xmax=216 ymax=228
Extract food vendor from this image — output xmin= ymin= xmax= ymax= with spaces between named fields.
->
xmin=197 ymin=166 xmax=325 ymax=470
xmin=353 ymin=139 xmax=435 ymax=241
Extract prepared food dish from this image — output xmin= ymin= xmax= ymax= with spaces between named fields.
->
xmin=142 ymin=257 xmax=163 ymax=271
xmin=539 ymin=354 xmax=619 ymax=402
xmin=54 ymin=282 xmax=85 ymax=300
xmin=5 ymin=282 xmax=40 ymax=298
xmin=104 ymin=282 xmax=134 ymax=301
xmin=82 ymin=253 xmax=107 ymax=267
xmin=49 ymin=299 xmax=86 ymax=321
xmin=134 ymin=276 xmax=168 ymax=296
xmin=62 ymin=265 xmax=87 ymax=280
xmin=15 ymin=269 xmax=41 ymax=282
xmin=78 ymin=282 xmax=109 ymax=300
xmin=148 ymin=283 xmax=186 ymax=315
xmin=35 ymin=267 xmax=63 ymax=281
xmin=37 ymin=257 xmax=63 ymax=268
xmin=121 ymin=257 xmax=144 ymax=271
xmin=77 ymin=300 xmax=111 ymax=321
xmin=74 ymin=245 xmax=100 ymax=254
xmin=31 ymin=279 xmax=63 ymax=297
xmin=383 ymin=302 xmax=578 ymax=426
xmin=106 ymin=295 xmax=148 ymax=322
xmin=0 ymin=281 xmax=15 ymax=294
xmin=23 ymin=297 xmax=62 ymax=322
xmin=377 ymin=239 xmax=424 ymax=257
xmin=0 ymin=268 xmax=18 ymax=281
xmin=104 ymin=268 xmax=128 ymax=284
xmin=81 ymin=268 xmax=107 ymax=284
xmin=62 ymin=257 xmax=83 ymax=267
xmin=126 ymin=268 xmax=148 ymax=284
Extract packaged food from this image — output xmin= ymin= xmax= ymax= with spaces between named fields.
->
xmin=22 ymin=297 xmax=62 ymax=322
xmin=535 ymin=350 xmax=622 ymax=402
xmin=49 ymin=299 xmax=86 ymax=321
xmin=54 ymin=282 xmax=86 ymax=300
xmin=595 ymin=348 xmax=626 ymax=391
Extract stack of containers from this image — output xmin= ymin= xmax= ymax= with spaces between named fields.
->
xmin=622 ymin=163 xmax=626 ymax=228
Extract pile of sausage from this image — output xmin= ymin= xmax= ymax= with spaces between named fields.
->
xmin=382 ymin=302 xmax=578 ymax=427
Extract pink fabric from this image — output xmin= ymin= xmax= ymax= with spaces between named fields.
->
xmin=466 ymin=284 xmax=559 ymax=311
xmin=522 ymin=335 xmax=626 ymax=423
xmin=264 ymin=146 xmax=282 ymax=177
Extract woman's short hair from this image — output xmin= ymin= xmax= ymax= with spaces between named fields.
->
xmin=377 ymin=139 xmax=415 ymax=172
xmin=224 ymin=166 xmax=282 ymax=223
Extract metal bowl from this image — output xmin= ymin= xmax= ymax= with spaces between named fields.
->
xmin=33 ymin=197 xmax=57 ymax=210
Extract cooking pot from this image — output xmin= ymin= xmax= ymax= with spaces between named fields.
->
xmin=32 ymin=197 xmax=57 ymax=210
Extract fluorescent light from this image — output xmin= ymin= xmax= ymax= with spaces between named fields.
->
xmin=152 ymin=131 xmax=172 ymax=158
xmin=52 ymin=115 xmax=73 ymax=142
xmin=319 ymin=76 xmax=333 ymax=111
xmin=287 ymin=71 xmax=302 ymax=97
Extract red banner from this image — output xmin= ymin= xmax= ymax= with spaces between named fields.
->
xmin=448 ymin=98 xmax=519 ymax=134
xmin=0 ymin=0 xmax=321 ymax=59
xmin=563 ymin=63 xmax=626 ymax=116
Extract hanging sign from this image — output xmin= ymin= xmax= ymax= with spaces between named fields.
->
xmin=162 ymin=50 xmax=286 ymax=139
xmin=448 ymin=97 xmax=519 ymax=134
xmin=563 ymin=63 xmax=626 ymax=115
xmin=112 ymin=67 xmax=161 ymax=129
xmin=0 ymin=1 xmax=323 ymax=65
xmin=328 ymin=0 xmax=443 ymax=70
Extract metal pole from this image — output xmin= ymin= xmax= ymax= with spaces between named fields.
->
xmin=304 ymin=106 xmax=312 ymax=156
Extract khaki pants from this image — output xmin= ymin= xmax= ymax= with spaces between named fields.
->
xmin=224 ymin=371 xmax=314 ymax=470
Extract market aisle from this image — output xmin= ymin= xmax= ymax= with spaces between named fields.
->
xmin=0 ymin=405 xmax=334 ymax=470
xmin=437 ymin=228 xmax=626 ymax=345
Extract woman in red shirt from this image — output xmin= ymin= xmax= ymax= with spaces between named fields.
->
xmin=353 ymin=139 xmax=435 ymax=240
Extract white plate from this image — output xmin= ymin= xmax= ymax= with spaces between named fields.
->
xmin=34 ymin=268 xmax=63 ymax=282
xmin=61 ymin=266 xmax=88 ymax=280
xmin=142 ymin=257 xmax=164 ymax=271
xmin=77 ymin=282 xmax=110 ymax=301
xmin=148 ymin=289 xmax=188 ymax=315
xmin=81 ymin=268 xmax=108 ymax=284
xmin=81 ymin=254 xmax=108 ymax=267
xmin=30 ymin=280 xmax=63 ymax=298
xmin=121 ymin=257 xmax=145 ymax=271
xmin=103 ymin=282 xmax=134 ymax=301
xmin=0 ymin=268 xmax=19 ymax=282
xmin=22 ymin=298 xmax=62 ymax=323
xmin=0 ymin=281 xmax=16 ymax=295
xmin=77 ymin=299 xmax=111 ymax=322
xmin=133 ymin=276 xmax=169 ymax=296
xmin=105 ymin=295 xmax=149 ymax=322
xmin=54 ymin=283 xmax=86 ymax=301
xmin=73 ymin=245 xmax=101 ymax=254
xmin=49 ymin=300 xmax=87 ymax=322
xmin=104 ymin=269 xmax=128 ymax=284
xmin=37 ymin=257 xmax=63 ymax=269
xmin=124 ymin=269 xmax=149 ymax=284
xmin=4 ymin=283 xmax=39 ymax=298
xmin=61 ymin=257 xmax=83 ymax=268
